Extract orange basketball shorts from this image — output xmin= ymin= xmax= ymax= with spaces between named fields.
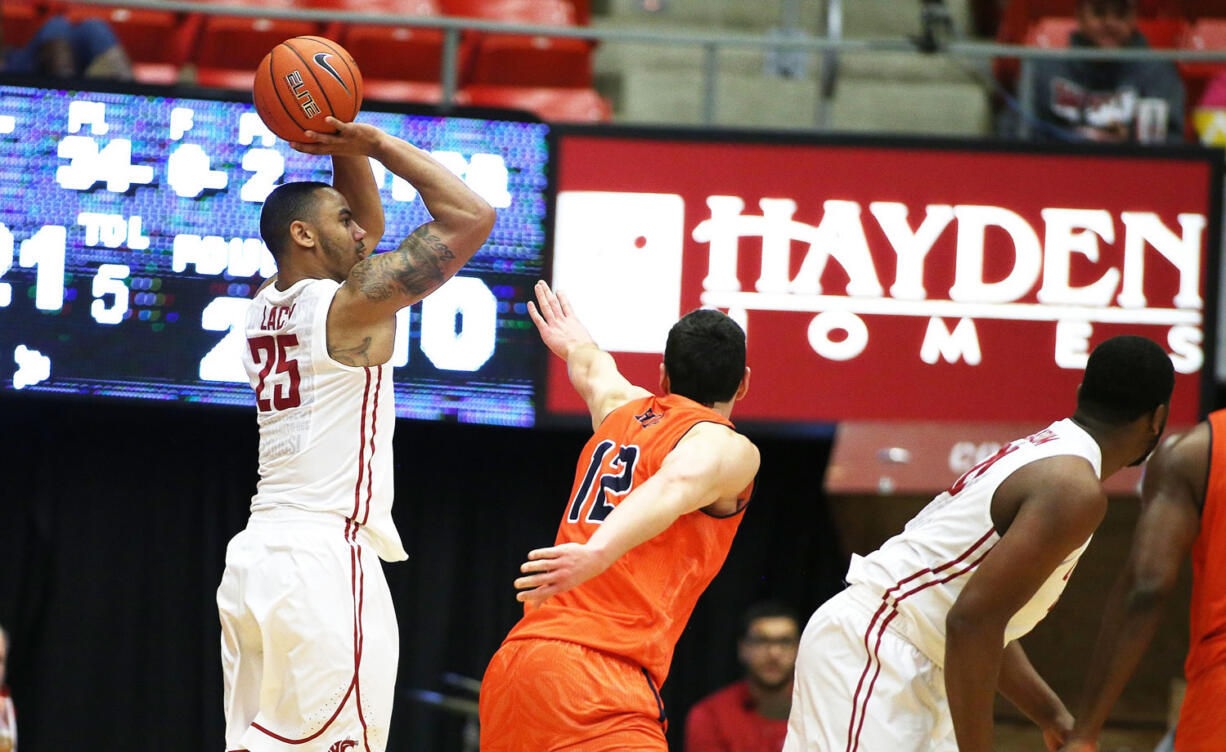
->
xmin=478 ymin=638 xmax=668 ymax=751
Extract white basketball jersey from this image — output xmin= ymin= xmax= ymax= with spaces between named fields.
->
xmin=242 ymin=278 xmax=407 ymax=562
xmin=845 ymin=419 xmax=1102 ymax=667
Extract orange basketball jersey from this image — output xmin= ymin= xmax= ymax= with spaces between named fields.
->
xmin=504 ymin=393 xmax=754 ymax=687
xmin=1176 ymin=410 xmax=1226 ymax=749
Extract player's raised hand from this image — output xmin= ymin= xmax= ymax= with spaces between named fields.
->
xmin=526 ymin=280 xmax=597 ymax=361
xmin=289 ymin=117 xmax=384 ymax=157
xmin=513 ymin=542 xmax=611 ymax=607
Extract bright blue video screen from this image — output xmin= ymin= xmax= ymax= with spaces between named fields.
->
xmin=0 ymin=81 xmax=549 ymax=426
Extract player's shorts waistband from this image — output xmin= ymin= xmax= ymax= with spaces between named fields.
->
xmin=839 ymin=583 xmax=940 ymax=662
xmin=247 ymin=507 xmax=375 ymax=541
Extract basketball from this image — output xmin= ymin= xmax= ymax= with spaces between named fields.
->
xmin=252 ymin=36 xmax=364 ymax=143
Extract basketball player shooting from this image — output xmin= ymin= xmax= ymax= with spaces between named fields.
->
xmin=478 ymin=281 xmax=761 ymax=751
xmin=783 ymin=335 xmax=1174 ymax=752
xmin=215 ymin=118 xmax=495 ymax=752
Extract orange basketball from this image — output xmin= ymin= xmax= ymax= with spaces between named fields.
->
xmin=253 ymin=36 xmax=363 ymax=143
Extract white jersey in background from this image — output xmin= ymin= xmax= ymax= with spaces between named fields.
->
xmin=242 ymin=277 xmax=407 ymax=563
xmin=845 ymin=418 xmax=1102 ymax=666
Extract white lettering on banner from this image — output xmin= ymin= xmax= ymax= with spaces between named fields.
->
xmin=683 ymin=194 xmax=1204 ymax=370
xmin=920 ymin=318 xmax=981 ymax=365
xmin=807 ymin=311 xmax=868 ymax=361
xmin=869 ymin=202 xmax=954 ymax=301
xmin=1054 ymin=320 xmax=1093 ymax=369
xmin=552 ymin=190 xmax=1207 ymax=373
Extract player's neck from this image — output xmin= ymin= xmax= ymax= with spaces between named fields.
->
xmin=1070 ymin=413 xmax=1141 ymax=480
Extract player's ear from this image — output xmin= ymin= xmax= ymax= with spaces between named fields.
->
xmin=289 ymin=219 xmax=315 ymax=248
xmin=659 ymin=363 xmax=670 ymax=395
xmin=734 ymin=367 xmax=751 ymax=402
xmin=1149 ymin=402 xmax=1169 ymax=435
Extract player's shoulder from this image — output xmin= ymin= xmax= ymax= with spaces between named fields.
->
xmin=1148 ymin=421 xmax=1210 ymax=484
xmin=1010 ymin=453 xmax=1105 ymax=507
xmin=676 ymin=421 xmax=759 ymax=464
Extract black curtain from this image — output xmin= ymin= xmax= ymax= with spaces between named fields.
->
xmin=0 ymin=395 xmax=845 ymax=751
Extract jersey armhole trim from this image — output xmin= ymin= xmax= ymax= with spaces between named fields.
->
xmin=319 ymin=285 xmax=394 ymax=372
xmin=669 ymin=419 xmax=749 ymax=519
xmin=701 ymin=478 xmax=755 ymax=519
xmin=1202 ymin=420 xmax=1214 ymax=517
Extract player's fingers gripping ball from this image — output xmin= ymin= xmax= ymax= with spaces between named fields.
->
xmin=253 ymin=36 xmax=363 ymax=143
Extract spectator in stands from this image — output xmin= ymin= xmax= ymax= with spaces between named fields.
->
xmin=0 ymin=624 xmax=14 ymax=752
xmin=684 ymin=602 xmax=800 ymax=752
xmin=1192 ymin=71 xmax=1226 ymax=145
xmin=1029 ymin=0 xmax=1184 ymax=142
xmin=1 ymin=15 xmax=132 ymax=80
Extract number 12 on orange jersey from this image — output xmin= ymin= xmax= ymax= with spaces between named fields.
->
xmin=568 ymin=440 xmax=640 ymax=524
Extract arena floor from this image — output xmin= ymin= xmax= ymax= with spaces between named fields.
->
xmin=995 ymin=720 xmax=1166 ymax=752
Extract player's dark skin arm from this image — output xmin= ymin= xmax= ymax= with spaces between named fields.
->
xmin=1059 ymin=428 xmax=1206 ymax=752
xmin=999 ymin=640 xmax=1072 ymax=745
xmin=945 ymin=456 xmax=1107 ymax=752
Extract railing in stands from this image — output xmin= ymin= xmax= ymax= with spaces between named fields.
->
xmin=56 ymin=0 xmax=1226 ymax=133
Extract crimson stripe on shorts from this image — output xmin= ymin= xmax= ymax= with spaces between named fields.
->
xmin=361 ymin=366 xmax=382 ymax=526
xmin=355 ymin=541 xmax=371 ymax=751
xmin=350 ymin=368 xmax=373 ymax=525
xmin=845 ymin=528 xmax=996 ymax=752
xmin=251 ymin=677 xmax=357 ymax=743
xmin=850 ymin=541 xmax=996 ymax=751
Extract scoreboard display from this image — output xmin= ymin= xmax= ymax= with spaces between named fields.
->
xmin=0 ymin=81 xmax=549 ymax=426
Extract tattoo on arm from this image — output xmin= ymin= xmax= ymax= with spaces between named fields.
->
xmin=328 ymin=336 xmax=374 ymax=367
xmin=349 ymin=225 xmax=457 ymax=303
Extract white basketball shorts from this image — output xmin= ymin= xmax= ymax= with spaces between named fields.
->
xmin=217 ymin=509 xmax=399 ymax=752
xmin=783 ymin=585 xmax=955 ymax=752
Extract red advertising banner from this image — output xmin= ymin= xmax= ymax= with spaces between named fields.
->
xmin=547 ymin=131 xmax=1220 ymax=426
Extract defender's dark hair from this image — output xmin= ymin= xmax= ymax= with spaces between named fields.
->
xmin=1076 ymin=335 xmax=1174 ymax=425
xmin=259 ymin=181 xmax=332 ymax=259
xmin=739 ymin=600 xmax=801 ymax=639
xmin=664 ymin=309 xmax=746 ymax=406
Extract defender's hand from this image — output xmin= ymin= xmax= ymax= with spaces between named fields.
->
xmin=290 ymin=117 xmax=385 ymax=156
xmin=526 ymin=280 xmax=597 ymax=361
xmin=513 ymin=542 xmax=610 ymax=607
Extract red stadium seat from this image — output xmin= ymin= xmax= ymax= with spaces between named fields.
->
xmin=339 ymin=24 xmax=446 ymax=83
xmin=440 ymin=0 xmax=592 ymax=87
xmin=569 ymin=0 xmax=590 ymax=25
xmin=462 ymin=85 xmax=611 ymax=122
xmin=194 ymin=15 xmax=319 ymax=70
xmin=64 ymin=6 xmax=201 ymax=65
xmin=364 ymin=79 xmax=447 ymax=104
xmin=466 ymin=34 xmax=592 ymax=86
xmin=132 ymin=62 xmax=181 ymax=86
xmin=1024 ymin=16 xmax=1077 ymax=47
xmin=1136 ymin=17 xmax=1188 ymax=47
xmin=194 ymin=67 xmax=256 ymax=91
xmin=441 ymin=0 xmax=574 ymax=23
xmin=1 ymin=0 xmax=45 ymax=48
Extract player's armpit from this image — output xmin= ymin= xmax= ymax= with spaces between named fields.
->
xmin=662 ymin=424 xmax=760 ymax=516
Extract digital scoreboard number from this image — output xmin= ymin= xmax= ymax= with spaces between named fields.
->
xmin=0 ymin=82 xmax=550 ymax=426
